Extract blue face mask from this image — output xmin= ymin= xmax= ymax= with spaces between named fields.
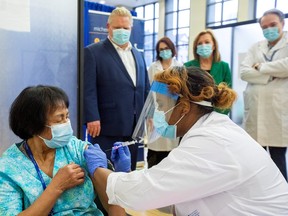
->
xmin=112 ymin=29 xmax=131 ymax=45
xmin=152 ymin=106 xmax=185 ymax=140
xmin=262 ymin=27 xmax=280 ymax=42
xmin=39 ymin=120 xmax=73 ymax=148
xmin=196 ymin=44 xmax=213 ymax=58
xmin=159 ymin=49 xmax=173 ymax=60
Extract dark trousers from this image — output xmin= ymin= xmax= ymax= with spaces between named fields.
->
xmin=264 ymin=146 xmax=287 ymax=181
xmin=90 ymin=135 xmax=139 ymax=171
xmin=147 ymin=149 xmax=170 ymax=168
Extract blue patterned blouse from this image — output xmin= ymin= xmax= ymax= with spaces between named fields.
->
xmin=0 ymin=136 xmax=103 ymax=216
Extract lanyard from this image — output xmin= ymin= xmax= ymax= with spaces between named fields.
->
xmin=263 ymin=49 xmax=279 ymax=62
xmin=24 ymin=141 xmax=54 ymax=215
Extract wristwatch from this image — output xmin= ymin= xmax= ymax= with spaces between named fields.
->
xmin=254 ymin=63 xmax=261 ymax=70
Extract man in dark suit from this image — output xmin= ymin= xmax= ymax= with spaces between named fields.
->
xmin=84 ymin=7 xmax=150 ymax=171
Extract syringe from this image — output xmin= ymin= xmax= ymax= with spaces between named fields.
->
xmin=122 ymin=138 xmax=144 ymax=146
xmin=105 ymin=138 xmax=144 ymax=151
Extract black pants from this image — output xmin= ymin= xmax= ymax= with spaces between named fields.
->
xmin=264 ymin=146 xmax=287 ymax=181
xmin=147 ymin=149 xmax=170 ymax=168
xmin=90 ymin=135 xmax=139 ymax=171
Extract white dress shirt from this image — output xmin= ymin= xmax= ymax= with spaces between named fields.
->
xmin=109 ymin=37 xmax=136 ymax=86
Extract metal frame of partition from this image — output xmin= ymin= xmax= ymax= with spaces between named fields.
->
xmin=78 ymin=0 xmax=84 ymax=139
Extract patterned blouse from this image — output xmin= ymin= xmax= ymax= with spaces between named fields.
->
xmin=0 ymin=136 xmax=103 ymax=216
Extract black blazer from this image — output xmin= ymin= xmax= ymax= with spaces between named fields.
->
xmin=84 ymin=39 xmax=150 ymax=136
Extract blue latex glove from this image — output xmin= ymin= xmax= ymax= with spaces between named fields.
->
xmin=111 ymin=142 xmax=131 ymax=172
xmin=84 ymin=144 xmax=107 ymax=175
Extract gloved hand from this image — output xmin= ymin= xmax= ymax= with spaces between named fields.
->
xmin=84 ymin=144 xmax=107 ymax=175
xmin=111 ymin=142 xmax=131 ymax=172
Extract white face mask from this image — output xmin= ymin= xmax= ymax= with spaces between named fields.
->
xmin=39 ymin=120 xmax=73 ymax=148
xmin=152 ymin=105 xmax=185 ymax=141
xmin=112 ymin=28 xmax=131 ymax=45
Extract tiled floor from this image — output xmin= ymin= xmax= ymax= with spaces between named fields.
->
xmin=126 ymin=208 xmax=172 ymax=216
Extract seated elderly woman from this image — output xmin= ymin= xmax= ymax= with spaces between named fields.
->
xmin=85 ymin=66 xmax=288 ymax=215
xmin=0 ymin=85 xmax=126 ymax=215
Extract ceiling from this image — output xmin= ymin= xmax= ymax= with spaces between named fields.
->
xmin=90 ymin=0 xmax=158 ymax=9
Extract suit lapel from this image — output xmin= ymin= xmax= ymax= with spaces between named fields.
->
xmin=104 ymin=39 xmax=135 ymax=85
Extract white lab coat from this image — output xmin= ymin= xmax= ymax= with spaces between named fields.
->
xmin=106 ymin=112 xmax=288 ymax=215
xmin=240 ymin=32 xmax=288 ymax=147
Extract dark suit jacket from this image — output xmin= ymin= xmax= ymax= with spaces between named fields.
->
xmin=84 ymin=38 xmax=150 ymax=136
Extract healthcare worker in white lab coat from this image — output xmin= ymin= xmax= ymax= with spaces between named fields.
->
xmin=240 ymin=8 xmax=288 ymax=180
xmin=84 ymin=66 xmax=288 ymax=216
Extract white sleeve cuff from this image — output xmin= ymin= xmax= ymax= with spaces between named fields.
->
xmin=106 ymin=172 xmax=124 ymax=205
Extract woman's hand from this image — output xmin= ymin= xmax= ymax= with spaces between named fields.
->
xmin=111 ymin=142 xmax=131 ymax=172
xmin=17 ymin=164 xmax=85 ymax=216
xmin=50 ymin=163 xmax=85 ymax=193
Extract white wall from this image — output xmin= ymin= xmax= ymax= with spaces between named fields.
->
xmin=0 ymin=0 xmax=78 ymax=154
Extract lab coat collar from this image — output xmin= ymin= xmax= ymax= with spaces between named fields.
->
xmin=154 ymin=58 xmax=179 ymax=71
xmin=181 ymin=112 xmax=229 ymax=142
xmin=181 ymin=112 xmax=211 ymax=142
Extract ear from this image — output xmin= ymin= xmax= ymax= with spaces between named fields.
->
xmin=179 ymin=101 xmax=191 ymax=115
xmin=107 ymin=23 xmax=112 ymax=36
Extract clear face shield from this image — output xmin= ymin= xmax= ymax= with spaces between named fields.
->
xmin=132 ymin=81 xmax=180 ymax=147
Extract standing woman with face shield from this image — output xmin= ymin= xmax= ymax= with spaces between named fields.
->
xmin=147 ymin=37 xmax=182 ymax=168
xmin=84 ymin=66 xmax=288 ymax=215
xmin=184 ymin=29 xmax=232 ymax=114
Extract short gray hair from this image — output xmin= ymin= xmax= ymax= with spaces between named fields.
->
xmin=259 ymin=8 xmax=285 ymax=24
xmin=108 ymin=7 xmax=133 ymax=26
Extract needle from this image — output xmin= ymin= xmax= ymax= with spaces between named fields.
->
xmin=105 ymin=138 xmax=144 ymax=152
